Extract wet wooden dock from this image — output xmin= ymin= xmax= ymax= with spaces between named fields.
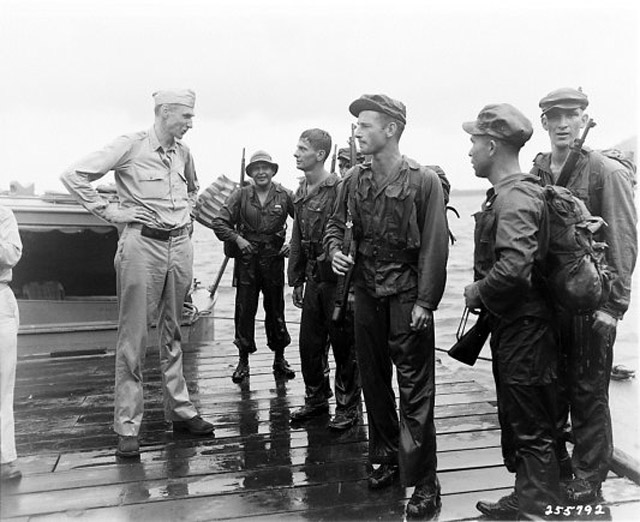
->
xmin=3 ymin=321 xmax=640 ymax=521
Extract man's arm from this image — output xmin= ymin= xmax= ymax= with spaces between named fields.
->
xmin=598 ymin=162 xmax=637 ymax=320
xmin=60 ymin=135 xmax=154 ymax=224
xmin=415 ymin=169 xmax=449 ymax=311
xmin=0 ymin=207 xmax=22 ymax=270
xmin=473 ymin=186 xmax=545 ymax=316
xmin=325 ymin=175 xmax=350 ymax=274
xmin=287 ymin=215 xmax=306 ymax=288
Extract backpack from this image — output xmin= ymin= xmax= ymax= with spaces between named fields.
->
xmin=539 ymin=184 xmax=612 ymax=313
xmin=600 ymin=148 xmax=637 ymax=187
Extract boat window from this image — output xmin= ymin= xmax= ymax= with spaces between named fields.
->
xmin=12 ymin=227 xmax=118 ymax=299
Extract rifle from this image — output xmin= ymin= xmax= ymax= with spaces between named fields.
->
xmin=447 ymin=307 xmax=490 ymax=366
xmin=330 ymin=145 xmax=337 ymax=174
xmin=331 ymin=214 xmax=356 ymax=325
xmin=557 ymin=118 xmax=596 ymax=187
xmin=207 ymin=148 xmax=245 ymax=304
xmin=349 ymin=124 xmax=357 ymax=166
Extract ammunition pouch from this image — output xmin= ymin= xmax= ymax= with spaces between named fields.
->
xmin=358 ymin=241 xmax=419 ymax=264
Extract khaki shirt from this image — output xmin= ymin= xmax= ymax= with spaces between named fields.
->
xmin=0 ymin=205 xmax=22 ymax=284
xmin=60 ymin=127 xmax=198 ymax=229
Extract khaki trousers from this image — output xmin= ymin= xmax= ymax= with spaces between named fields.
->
xmin=0 ymin=284 xmax=19 ymax=463
xmin=113 ymin=226 xmax=197 ymax=436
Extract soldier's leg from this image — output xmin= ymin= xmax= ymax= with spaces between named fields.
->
xmin=388 ymin=291 xmax=437 ymax=488
xmin=568 ymin=314 xmax=614 ymax=491
xmin=324 ymin=282 xmax=361 ymax=414
xmin=234 ymin=257 xmax=260 ymax=356
xmin=354 ymin=287 xmax=398 ymax=464
xmin=298 ymin=278 xmax=331 ymax=403
xmin=157 ymin=233 xmax=198 ymax=422
xmin=495 ymin=317 xmax=560 ymax=517
xmin=261 ymin=256 xmax=290 ymax=352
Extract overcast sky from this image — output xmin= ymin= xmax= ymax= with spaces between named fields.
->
xmin=1 ymin=0 xmax=637 ymax=193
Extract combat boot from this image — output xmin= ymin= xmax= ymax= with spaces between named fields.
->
xmin=232 ymin=356 xmax=250 ymax=383
xmin=476 ymin=490 xmax=519 ymax=519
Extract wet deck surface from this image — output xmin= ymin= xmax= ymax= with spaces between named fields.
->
xmin=3 ymin=322 xmax=640 ymax=521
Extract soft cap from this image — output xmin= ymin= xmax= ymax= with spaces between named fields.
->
xmin=349 ymin=94 xmax=406 ymax=124
xmin=462 ymin=103 xmax=533 ymax=147
xmin=539 ymin=87 xmax=588 ymax=114
xmin=152 ymin=89 xmax=196 ymax=108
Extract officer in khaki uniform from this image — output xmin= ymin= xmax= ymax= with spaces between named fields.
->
xmin=61 ymin=89 xmax=214 ymax=458
xmin=326 ymin=94 xmax=449 ymax=519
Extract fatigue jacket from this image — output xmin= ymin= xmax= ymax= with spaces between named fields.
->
xmin=212 ymin=182 xmax=294 ymax=257
xmin=474 ymin=174 xmax=550 ymax=322
xmin=531 ymin=149 xmax=637 ymax=319
xmin=325 ymin=157 xmax=448 ymax=310
xmin=288 ymin=173 xmax=340 ymax=287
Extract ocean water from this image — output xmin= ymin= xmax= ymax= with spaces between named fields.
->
xmin=190 ymin=190 xmax=638 ymax=362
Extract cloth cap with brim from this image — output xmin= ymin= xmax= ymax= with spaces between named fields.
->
xmin=245 ymin=150 xmax=279 ymax=177
xmin=349 ymin=94 xmax=406 ymax=124
xmin=337 ymin=148 xmax=350 ymax=161
xmin=462 ymin=103 xmax=533 ymax=147
xmin=539 ymin=87 xmax=589 ymax=114
xmin=153 ymin=89 xmax=196 ymax=108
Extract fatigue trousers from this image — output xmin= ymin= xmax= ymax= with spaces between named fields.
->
xmin=234 ymin=254 xmax=290 ymax=355
xmin=299 ymin=278 xmax=361 ymax=411
xmin=113 ymin=226 xmax=198 ymax=436
xmin=490 ymin=316 xmax=560 ymax=516
xmin=0 ymin=284 xmax=19 ymax=463
xmin=354 ymin=286 xmax=437 ymax=487
xmin=557 ymin=313 xmax=614 ymax=487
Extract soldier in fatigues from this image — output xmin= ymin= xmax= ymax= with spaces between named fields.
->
xmin=213 ymin=151 xmax=296 ymax=383
xmin=531 ymin=88 xmax=637 ymax=503
xmin=463 ymin=104 xmax=561 ymax=519
xmin=288 ymin=128 xmax=361 ymax=430
xmin=326 ymin=94 xmax=449 ymax=519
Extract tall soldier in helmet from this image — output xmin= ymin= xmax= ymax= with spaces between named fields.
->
xmin=531 ymin=88 xmax=637 ymax=504
xmin=326 ymin=94 xmax=449 ymax=519
xmin=212 ymin=150 xmax=296 ymax=383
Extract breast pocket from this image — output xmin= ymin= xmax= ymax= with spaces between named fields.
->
xmin=474 ymin=210 xmax=496 ymax=275
xmin=385 ymin=184 xmax=418 ymax=248
xmin=139 ymin=172 xmax=169 ymax=200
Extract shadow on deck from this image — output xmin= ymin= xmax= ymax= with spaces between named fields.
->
xmin=3 ymin=323 xmax=640 ymax=521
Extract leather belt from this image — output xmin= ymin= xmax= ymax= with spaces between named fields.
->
xmin=130 ymin=223 xmax=191 ymax=241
